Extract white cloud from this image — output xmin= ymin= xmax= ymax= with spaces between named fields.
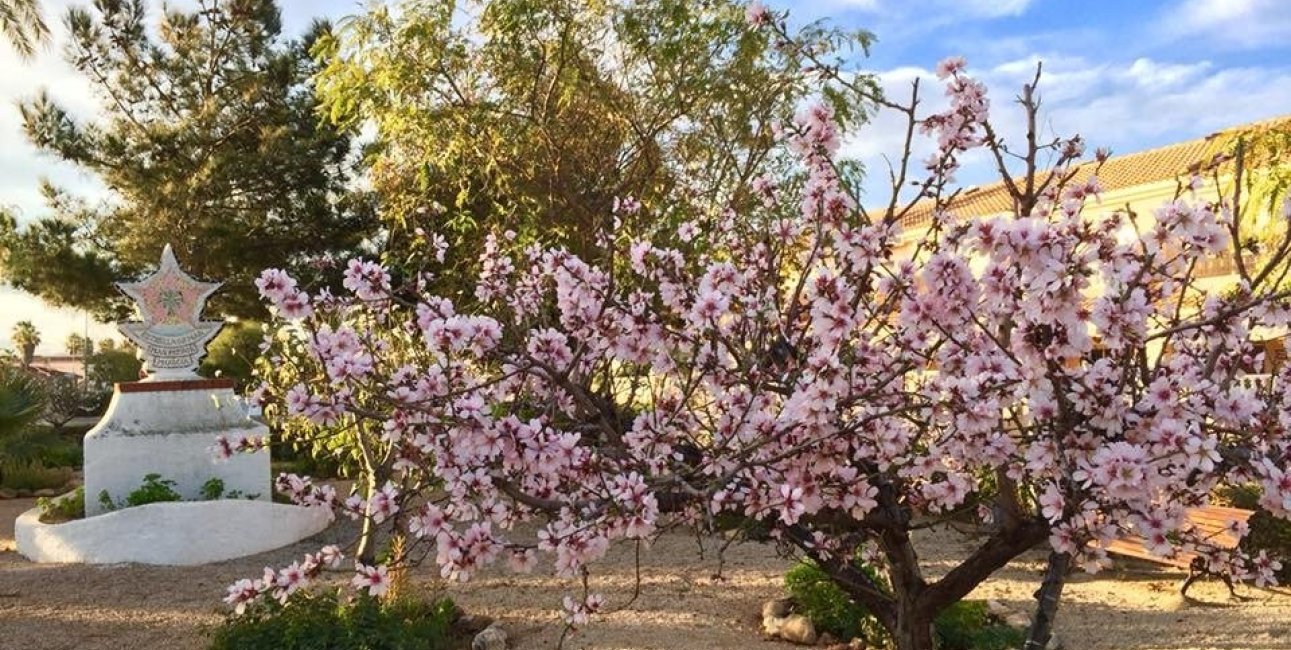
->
xmin=842 ymin=54 xmax=1291 ymax=203
xmin=1160 ymin=0 xmax=1291 ymax=49
xmin=956 ymin=0 xmax=1032 ymax=18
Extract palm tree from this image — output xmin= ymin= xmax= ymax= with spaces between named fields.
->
xmin=12 ymin=320 xmax=40 ymax=368
xmin=0 ymin=0 xmax=48 ymax=60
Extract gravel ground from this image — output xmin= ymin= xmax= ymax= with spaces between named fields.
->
xmin=2 ymin=497 xmax=1289 ymax=650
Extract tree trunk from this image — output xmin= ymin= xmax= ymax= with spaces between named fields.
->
xmin=355 ymin=471 xmax=379 ymax=565
xmin=1024 ymin=551 xmax=1070 ymax=650
xmin=894 ymin=607 xmax=936 ymax=650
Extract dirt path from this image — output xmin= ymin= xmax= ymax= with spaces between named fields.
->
xmin=1 ymin=500 xmax=1289 ymax=650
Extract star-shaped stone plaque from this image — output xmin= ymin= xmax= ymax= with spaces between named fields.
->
xmin=117 ymin=245 xmax=224 ymax=381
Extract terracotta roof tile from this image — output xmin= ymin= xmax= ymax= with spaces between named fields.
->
xmin=898 ymin=114 xmax=1291 ymax=230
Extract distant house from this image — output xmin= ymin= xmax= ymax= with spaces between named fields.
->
xmin=899 ymin=114 xmax=1290 ymax=374
xmin=26 ymin=355 xmax=86 ymax=380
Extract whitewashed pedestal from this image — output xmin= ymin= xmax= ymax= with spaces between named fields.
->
xmin=15 ymin=378 xmax=333 ymax=565
xmin=83 ymin=379 xmax=269 ymax=515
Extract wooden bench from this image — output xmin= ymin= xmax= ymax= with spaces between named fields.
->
xmin=1103 ymin=505 xmax=1255 ymax=597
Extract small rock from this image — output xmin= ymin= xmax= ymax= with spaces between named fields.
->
xmin=32 ymin=488 xmax=63 ymax=497
xmin=817 ymin=631 xmax=837 ymax=646
xmin=456 ymin=613 xmax=495 ymax=633
xmin=0 ymin=488 xmax=16 ymax=499
xmin=986 ymin=600 xmax=1010 ymax=618
xmin=1046 ymin=633 xmax=1063 ymax=650
xmin=778 ymin=614 xmax=818 ymax=645
xmin=472 ymin=623 xmax=507 ymax=650
xmin=763 ymin=613 xmax=786 ymax=636
xmin=847 ymin=639 xmax=865 ymax=649
xmin=762 ymin=597 xmax=794 ymax=619
xmin=1004 ymin=613 xmax=1031 ymax=629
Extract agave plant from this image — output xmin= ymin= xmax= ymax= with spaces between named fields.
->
xmin=0 ymin=365 xmax=53 ymax=465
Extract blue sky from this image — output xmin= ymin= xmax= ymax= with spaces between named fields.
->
xmin=2 ymin=0 xmax=1290 ymax=352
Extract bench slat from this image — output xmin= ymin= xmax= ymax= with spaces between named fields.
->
xmin=1102 ymin=505 xmax=1253 ymax=569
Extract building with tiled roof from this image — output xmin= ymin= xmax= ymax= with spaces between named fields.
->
xmin=901 ymin=114 xmax=1291 ymax=232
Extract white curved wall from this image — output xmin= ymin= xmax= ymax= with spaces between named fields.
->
xmin=15 ymin=498 xmax=333 ymax=565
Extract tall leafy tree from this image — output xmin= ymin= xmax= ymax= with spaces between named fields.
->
xmin=0 ymin=0 xmax=47 ymax=59
xmin=65 ymin=333 xmax=94 ymax=357
xmin=312 ymin=0 xmax=875 ymax=298
xmin=5 ymin=0 xmax=378 ymax=319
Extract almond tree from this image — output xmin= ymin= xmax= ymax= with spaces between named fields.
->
xmin=225 ymin=9 xmax=1291 ymax=650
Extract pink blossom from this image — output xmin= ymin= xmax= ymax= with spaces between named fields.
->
xmin=351 ymin=563 xmax=391 ymax=597
xmin=935 ymin=56 xmax=966 ymax=79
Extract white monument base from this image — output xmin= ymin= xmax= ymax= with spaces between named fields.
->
xmin=15 ymin=497 xmax=332 ymax=565
xmin=84 ymin=380 xmax=269 ymax=515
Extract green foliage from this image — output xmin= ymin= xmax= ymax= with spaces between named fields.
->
xmin=1218 ymin=118 xmax=1291 ymax=292
xmin=201 ymin=477 xmax=226 ymax=500
xmin=123 ymin=473 xmax=182 ymax=507
xmin=0 ymin=459 xmax=73 ymax=491
xmin=37 ymin=486 xmax=84 ymax=523
xmin=5 ymin=0 xmax=378 ymax=320
xmin=784 ymin=558 xmax=889 ymax=644
xmin=205 ymin=589 xmax=459 ymax=650
xmin=36 ymin=436 xmax=81 ymax=468
xmin=934 ymin=600 xmax=1025 ymax=650
xmin=312 ymin=0 xmax=876 ymax=300
xmin=200 ymin=321 xmax=265 ymax=389
xmin=101 ymin=474 xmax=260 ymax=509
xmin=0 ymin=213 xmax=119 ymax=321
xmin=0 ymin=365 xmax=56 ymax=463
xmin=784 ymin=560 xmax=1025 ymax=650
xmin=64 ymin=333 xmax=93 ymax=357
xmin=87 ymin=348 xmax=143 ymax=387
xmin=0 ymin=425 xmax=61 ymax=466
xmin=1214 ymin=484 xmax=1291 ymax=583
xmin=0 ymin=0 xmax=49 ymax=59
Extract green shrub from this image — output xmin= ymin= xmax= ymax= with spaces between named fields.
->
xmin=784 ymin=560 xmax=1024 ymax=650
xmin=0 ymin=427 xmax=63 ymax=465
xmin=1214 ymin=484 xmax=1291 ymax=583
xmin=123 ymin=473 xmax=182 ymax=507
xmin=784 ymin=558 xmax=890 ymax=644
xmin=37 ymin=487 xmax=84 ymax=523
xmin=935 ymin=600 xmax=1026 ymax=650
xmin=0 ymin=459 xmax=73 ymax=491
xmin=206 ymin=589 xmax=459 ymax=650
xmin=37 ymin=439 xmax=82 ymax=468
xmin=201 ymin=477 xmax=226 ymax=500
